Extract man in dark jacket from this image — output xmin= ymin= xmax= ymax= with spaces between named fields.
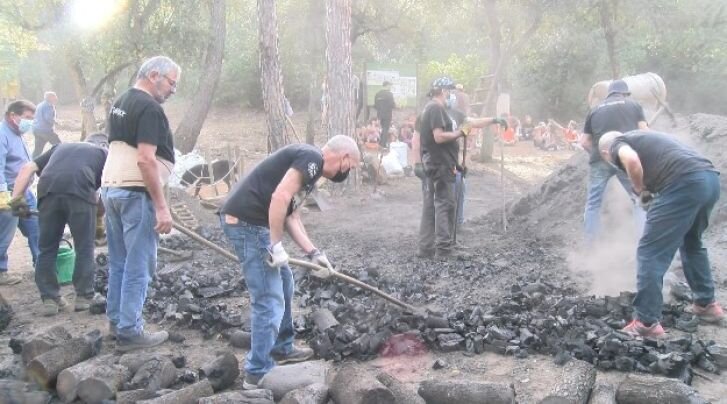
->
xmin=374 ymin=81 xmax=396 ymax=148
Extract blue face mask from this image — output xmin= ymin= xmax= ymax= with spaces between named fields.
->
xmin=446 ymin=93 xmax=457 ymax=109
xmin=18 ymin=119 xmax=33 ymax=134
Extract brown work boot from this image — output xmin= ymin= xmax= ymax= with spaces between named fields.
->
xmin=74 ymin=296 xmax=92 ymax=312
xmin=693 ymin=302 xmax=725 ymax=323
xmin=271 ymin=346 xmax=314 ymax=365
xmin=40 ymin=296 xmax=69 ymax=317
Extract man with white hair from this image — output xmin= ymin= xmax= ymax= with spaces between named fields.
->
xmin=101 ymin=56 xmax=180 ymax=351
xmin=32 ymin=91 xmax=60 ymax=158
xmin=598 ymin=130 xmax=723 ymax=337
xmin=220 ymin=135 xmax=360 ymax=389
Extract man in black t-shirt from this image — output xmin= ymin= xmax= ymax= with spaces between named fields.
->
xmin=598 ymin=130 xmax=723 ymax=337
xmin=417 ymin=77 xmax=506 ymax=258
xmin=220 ymin=135 xmax=360 ymax=388
xmin=374 ymin=81 xmax=396 ymax=148
xmin=581 ymin=80 xmax=648 ymax=245
xmin=11 ymin=134 xmax=108 ymax=316
xmin=100 ymin=56 xmax=180 ymax=352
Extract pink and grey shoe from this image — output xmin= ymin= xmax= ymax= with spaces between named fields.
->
xmin=692 ymin=302 xmax=725 ymax=323
xmin=621 ymin=319 xmax=665 ymax=338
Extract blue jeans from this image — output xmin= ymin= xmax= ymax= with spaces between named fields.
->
xmin=633 ymin=170 xmax=720 ymax=324
xmin=0 ymin=190 xmax=39 ymax=271
xmin=101 ymin=188 xmax=158 ymax=337
xmin=584 ymin=160 xmax=646 ymax=244
xmin=221 ymin=216 xmax=294 ymax=376
xmin=455 ymin=172 xmax=466 ymax=225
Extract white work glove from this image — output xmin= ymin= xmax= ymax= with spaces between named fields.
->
xmin=267 ymin=241 xmax=289 ymax=268
xmin=306 ymin=249 xmax=334 ymax=279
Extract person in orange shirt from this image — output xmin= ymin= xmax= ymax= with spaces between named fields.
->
xmin=501 ymin=115 xmax=517 ymax=145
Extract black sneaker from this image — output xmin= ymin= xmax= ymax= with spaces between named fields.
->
xmin=109 ymin=323 xmax=118 ymax=339
xmin=116 ymin=330 xmax=168 ymax=352
xmin=271 ymin=346 xmax=314 ymax=365
xmin=243 ymin=372 xmax=263 ymax=390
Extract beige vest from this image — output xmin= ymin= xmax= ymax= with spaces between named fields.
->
xmin=102 ymin=141 xmax=174 ymax=188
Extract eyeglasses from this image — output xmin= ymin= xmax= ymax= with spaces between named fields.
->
xmin=162 ymin=75 xmax=177 ymax=89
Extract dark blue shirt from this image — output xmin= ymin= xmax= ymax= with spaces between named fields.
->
xmin=32 ymin=101 xmax=56 ymax=133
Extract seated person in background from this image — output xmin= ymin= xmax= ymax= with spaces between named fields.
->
xmin=533 ymin=122 xmax=548 ymax=150
xmin=399 ymin=124 xmax=414 ymax=148
xmin=564 ymin=120 xmax=579 ymax=148
xmin=501 ymin=115 xmax=517 ymax=145
xmin=521 ymin=115 xmax=534 ymax=140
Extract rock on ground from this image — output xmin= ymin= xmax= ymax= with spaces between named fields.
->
xmin=259 ymin=360 xmax=329 ymax=401
xmin=279 ymin=383 xmax=329 ymax=404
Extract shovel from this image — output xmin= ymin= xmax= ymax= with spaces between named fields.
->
xmin=172 ymin=221 xmax=424 ymax=315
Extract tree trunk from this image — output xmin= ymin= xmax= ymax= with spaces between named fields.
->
xmin=66 ymin=51 xmax=99 ymax=140
xmin=479 ymin=0 xmax=502 ymax=162
xmin=258 ymin=0 xmax=289 ymax=152
xmin=174 ymin=0 xmax=226 ymax=153
xmin=325 ymin=0 xmax=355 ymax=141
xmin=598 ymin=0 xmax=620 ymax=79
xmin=56 ymin=354 xmax=131 ymax=403
xmin=26 ymin=335 xmax=100 ymax=389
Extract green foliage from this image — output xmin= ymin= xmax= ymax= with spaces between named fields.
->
xmin=421 ymin=54 xmax=489 ymax=97
xmin=1 ymin=0 xmax=726 ymax=120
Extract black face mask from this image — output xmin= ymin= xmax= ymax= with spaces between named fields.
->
xmin=330 ymin=169 xmax=350 ymax=183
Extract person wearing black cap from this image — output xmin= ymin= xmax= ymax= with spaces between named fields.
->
xmin=11 ymin=133 xmax=109 ymax=316
xmin=416 ymin=77 xmax=506 ymax=258
xmin=581 ymin=79 xmax=648 ymax=245
xmin=374 ymin=81 xmax=396 ymax=148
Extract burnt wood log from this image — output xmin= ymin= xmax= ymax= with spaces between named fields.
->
xmin=311 ymin=309 xmax=339 ymax=332
xmin=198 ymin=351 xmax=239 ymax=392
xmin=26 ymin=331 xmax=101 ymax=389
xmin=128 ymin=356 xmax=177 ymax=391
xmin=118 ymin=352 xmax=169 ymax=374
xmin=0 ymin=380 xmax=51 ymax=404
xmin=198 ymin=389 xmax=275 ymax=404
xmin=375 ymin=372 xmax=425 ymax=404
xmin=116 ymin=389 xmax=160 ymax=404
xmin=418 ymin=379 xmax=515 ymax=404
xmin=138 ymin=379 xmax=215 ymax=404
xmin=21 ymin=325 xmax=72 ymax=364
xmin=615 ymin=375 xmax=707 ymax=404
xmin=587 ymin=382 xmax=616 ymax=404
xmin=329 ymin=366 xmax=395 ymax=404
xmin=57 ymin=354 xmax=131 ymax=403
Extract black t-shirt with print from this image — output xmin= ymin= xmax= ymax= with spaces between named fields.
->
xmin=34 ymin=143 xmax=108 ymax=205
xmin=583 ymin=94 xmax=645 ymax=163
xmin=417 ymin=100 xmax=457 ymax=169
xmin=221 ymin=144 xmax=324 ymax=227
xmin=107 ymin=88 xmax=175 ymax=163
xmin=610 ymin=130 xmax=717 ymax=193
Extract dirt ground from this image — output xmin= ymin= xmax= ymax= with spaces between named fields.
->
xmin=2 ymin=103 xmax=727 ymax=402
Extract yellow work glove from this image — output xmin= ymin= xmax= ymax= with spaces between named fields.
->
xmin=9 ymin=195 xmax=31 ymax=218
xmin=0 ymin=191 xmax=10 ymax=211
xmin=459 ymin=122 xmax=473 ymax=138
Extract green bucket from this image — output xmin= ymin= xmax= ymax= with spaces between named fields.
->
xmin=57 ymin=239 xmax=75 ymax=285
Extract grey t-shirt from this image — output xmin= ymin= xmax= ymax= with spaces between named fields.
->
xmin=610 ymin=130 xmax=717 ymax=193
xmin=584 ymin=95 xmax=646 ymax=163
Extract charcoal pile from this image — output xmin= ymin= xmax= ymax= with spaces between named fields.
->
xmin=94 ymin=227 xmax=249 ymax=338
xmin=299 ymin=269 xmax=724 ymax=384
